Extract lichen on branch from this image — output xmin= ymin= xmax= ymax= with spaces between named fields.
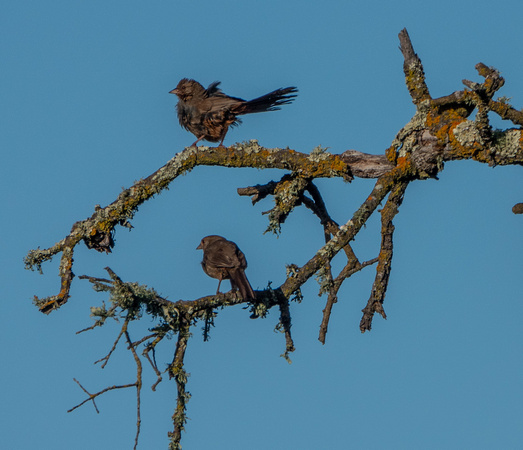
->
xmin=25 ymin=28 xmax=522 ymax=450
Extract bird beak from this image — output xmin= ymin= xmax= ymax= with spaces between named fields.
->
xmin=169 ymin=88 xmax=179 ymax=95
xmin=196 ymin=242 xmax=203 ymax=250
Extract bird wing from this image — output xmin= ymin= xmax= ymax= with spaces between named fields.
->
xmin=200 ymin=82 xmax=245 ymax=113
xmin=205 ymin=81 xmax=222 ymax=96
xmin=199 ymin=95 xmax=245 ymax=114
xmin=204 ymin=242 xmax=237 ymax=269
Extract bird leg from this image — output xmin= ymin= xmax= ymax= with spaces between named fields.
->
xmin=218 ymin=127 xmax=229 ymax=147
xmin=191 ymin=136 xmax=205 ymax=147
xmin=215 ymin=277 xmax=223 ymax=295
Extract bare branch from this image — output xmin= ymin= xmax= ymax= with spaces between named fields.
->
xmin=319 ymin=257 xmax=379 ymax=344
xmin=143 ymin=343 xmax=163 ymax=392
xmin=398 ymin=28 xmax=431 ymax=104
xmin=488 ymin=99 xmax=523 ymax=126
xmin=125 ymin=331 xmax=143 ymax=450
xmin=237 ymin=179 xmax=279 ymax=204
xmin=360 ymin=182 xmax=408 ymax=332
xmin=95 ymin=320 xmax=128 ymax=368
xmin=68 ymin=378 xmax=137 ymax=414
xmin=280 ymin=168 xmax=407 ymax=299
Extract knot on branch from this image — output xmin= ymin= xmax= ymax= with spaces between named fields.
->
xmin=410 ymin=130 xmax=444 ymax=178
xmin=340 ymin=151 xmax=395 ymax=178
xmin=84 ymin=229 xmax=115 ymax=253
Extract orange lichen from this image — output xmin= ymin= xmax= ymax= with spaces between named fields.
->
xmin=396 ymin=156 xmax=411 ymax=171
xmin=426 ymin=108 xmax=467 ymax=149
xmin=385 ymin=145 xmax=398 ymax=164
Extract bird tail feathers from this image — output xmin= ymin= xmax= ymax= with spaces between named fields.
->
xmin=238 ymin=87 xmax=298 ymax=115
xmin=229 ymin=269 xmax=256 ymax=300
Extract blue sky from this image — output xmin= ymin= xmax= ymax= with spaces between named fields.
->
xmin=2 ymin=1 xmax=522 ymax=449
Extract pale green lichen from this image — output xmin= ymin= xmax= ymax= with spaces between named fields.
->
xmin=58 ymin=247 xmax=74 ymax=277
xmin=492 ymin=129 xmax=522 ymax=158
xmin=85 ymin=299 xmax=118 ymax=328
xmin=24 ymin=249 xmax=49 ymax=273
xmin=265 ymin=219 xmax=282 ymax=235
xmin=280 ymin=349 xmax=293 ymax=364
xmin=322 ymin=222 xmax=352 ymax=253
xmin=308 ymin=145 xmax=331 ymax=162
xmin=391 ymin=100 xmax=430 ymax=157
xmin=453 ymin=120 xmax=485 ymax=147
xmin=285 ymin=264 xmax=303 ymax=302
xmin=265 ymin=176 xmax=309 ymax=234
xmin=90 ymin=304 xmax=114 ymax=318
xmin=315 ymin=232 xmax=341 ymax=260
xmin=496 ymin=96 xmax=512 ymax=104
xmin=235 ymin=139 xmax=265 ymax=154
xmin=276 ymin=177 xmax=308 ymax=207
xmin=398 ymin=133 xmax=418 ymax=158
xmin=251 ymin=301 xmax=269 ymax=318
xmin=153 ymin=146 xmax=199 ymax=184
xmin=315 ymin=264 xmax=333 ymax=296
xmin=286 ymin=264 xmax=299 ymax=278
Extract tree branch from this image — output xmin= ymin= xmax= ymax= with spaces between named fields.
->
xmin=360 ymin=182 xmax=408 ymax=332
xmin=398 ymin=28 xmax=431 ymax=104
xmin=26 ymin=142 xmax=352 ymax=313
xmin=26 ymin=27 xmax=523 ymax=450
xmin=168 ymin=315 xmax=192 ymax=450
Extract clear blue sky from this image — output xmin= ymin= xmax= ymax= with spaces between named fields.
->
xmin=2 ymin=1 xmax=522 ymax=449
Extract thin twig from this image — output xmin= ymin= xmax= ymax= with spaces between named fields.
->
xmin=68 ymin=379 xmax=137 ymax=413
xmin=318 ymin=257 xmax=379 ymax=344
xmin=143 ymin=334 xmax=165 ymax=391
xmin=124 ymin=331 xmax=142 ymax=450
xmin=95 ymin=320 xmax=128 ymax=368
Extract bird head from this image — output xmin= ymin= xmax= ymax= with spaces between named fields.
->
xmin=197 ymin=235 xmax=226 ymax=250
xmin=169 ymin=78 xmax=205 ymax=101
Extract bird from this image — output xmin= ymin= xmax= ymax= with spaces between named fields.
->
xmin=170 ymin=78 xmax=298 ymax=147
xmin=196 ymin=235 xmax=255 ymax=300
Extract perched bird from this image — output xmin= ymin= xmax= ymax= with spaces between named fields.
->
xmin=197 ymin=235 xmax=255 ymax=300
xmin=170 ymin=78 xmax=298 ymax=146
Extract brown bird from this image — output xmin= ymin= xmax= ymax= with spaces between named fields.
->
xmin=197 ymin=235 xmax=255 ymax=300
xmin=170 ymin=78 xmax=298 ymax=146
